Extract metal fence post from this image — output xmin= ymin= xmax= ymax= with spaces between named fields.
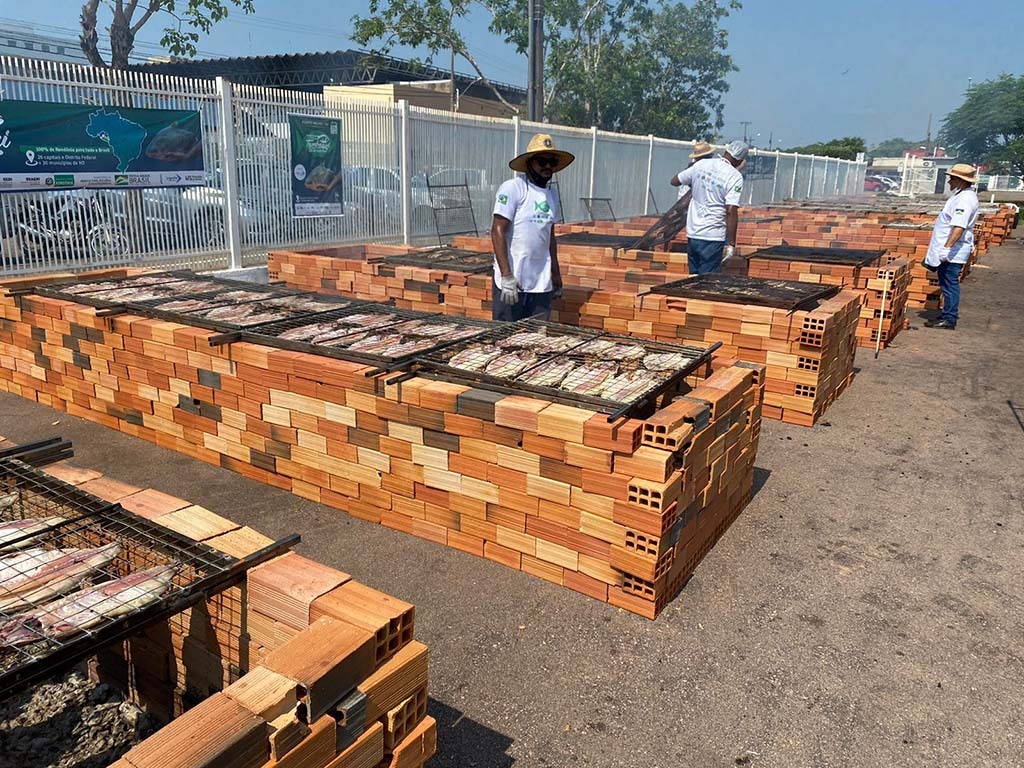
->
xmin=644 ymin=134 xmax=654 ymax=214
xmin=807 ymin=156 xmax=814 ymax=198
xmin=215 ymin=77 xmax=243 ymax=270
xmin=770 ymin=151 xmax=780 ymax=202
xmin=589 ymin=126 xmax=598 ymax=199
xmin=512 ymin=115 xmax=521 ymax=155
xmin=791 ymin=153 xmax=799 ymax=199
xmin=399 ymin=99 xmax=412 ymax=245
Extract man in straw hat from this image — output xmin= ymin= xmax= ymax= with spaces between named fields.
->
xmin=491 ymin=134 xmax=574 ymax=321
xmin=922 ymin=163 xmax=980 ymax=330
xmin=670 ymin=140 xmax=748 ymax=275
xmin=671 ymin=141 xmax=716 ymax=200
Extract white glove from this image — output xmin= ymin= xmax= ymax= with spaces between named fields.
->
xmin=722 ymin=245 xmax=735 ymax=262
xmin=499 ymin=274 xmax=520 ymax=306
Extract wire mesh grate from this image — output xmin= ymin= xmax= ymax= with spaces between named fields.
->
xmin=415 ymin=319 xmax=714 ymax=419
xmin=749 ymin=245 xmax=885 ymax=266
xmin=0 ymin=459 xmax=241 ymax=693
xmin=649 ymin=273 xmax=841 ymax=310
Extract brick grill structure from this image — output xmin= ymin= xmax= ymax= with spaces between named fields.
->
xmin=0 ymin=447 xmax=436 ymax=768
xmin=0 ymin=282 xmax=764 ymax=619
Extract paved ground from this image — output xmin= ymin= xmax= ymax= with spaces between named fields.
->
xmin=2 ymin=241 xmax=1023 ymax=768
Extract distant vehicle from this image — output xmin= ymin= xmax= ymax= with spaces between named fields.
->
xmin=864 ymin=177 xmax=886 ymax=192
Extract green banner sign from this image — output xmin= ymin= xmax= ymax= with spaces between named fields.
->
xmin=0 ymin=99 xmax=206 ymax=192
xmin=288 ymin=113 xmax=344 ymax=217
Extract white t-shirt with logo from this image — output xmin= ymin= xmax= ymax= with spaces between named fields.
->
xmin=492 ymin=177 xmax=560 ymax=293
xmin=675 ymin=157 xmax=743 ymax=241
xmin=924 ymin=187 xmax=979 ymax=267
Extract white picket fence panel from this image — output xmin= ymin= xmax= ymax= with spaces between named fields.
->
xmin=0 ymin=55 xmax=869 ymax=276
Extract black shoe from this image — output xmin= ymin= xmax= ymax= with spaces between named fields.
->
xmin=924 ymin=319 xmax=956 ymax=330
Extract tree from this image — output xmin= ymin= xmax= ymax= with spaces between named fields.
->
xmin=941 ymin=74 xmax=1024 ymax=176
xmin=351 ymin=0 xmax=520 ymax=113
xmin=352 ymin=0 xmax=740 ymax=137
xmin=870 ymin=137 xmax=927 ymax=157
xmin=786 ymin=136 xmax=866 ymax=160
xmin=80 ymin=0 xmax=255 ymax=69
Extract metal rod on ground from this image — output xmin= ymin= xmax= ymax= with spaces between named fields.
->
xmin=874 ymin=272 xmax=889 ymax=359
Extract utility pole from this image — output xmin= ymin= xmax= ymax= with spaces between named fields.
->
xmin=527 ymin=0 xmax=544 ymax=121
xmin=925 ymin=113 xmax=932 ymax=152
xmin=739 ymin=121 xmax=752 ymax=143
xmin=450 ymin=46 xmax=456 ymax=112
xmin=768 ymin=131 xmax=774 ymax=150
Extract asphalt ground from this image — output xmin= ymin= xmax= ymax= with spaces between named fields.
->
xmin=1 ymin=241 xmax=1022 ymax=767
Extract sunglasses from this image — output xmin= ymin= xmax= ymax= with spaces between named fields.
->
xmin=532 ymin=155 xmax=559 ymax=168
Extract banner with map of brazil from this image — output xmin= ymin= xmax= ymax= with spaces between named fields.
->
xmin=0 ymin=99 xmax=206 ymax=192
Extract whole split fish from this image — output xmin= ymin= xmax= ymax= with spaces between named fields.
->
xmin=518 ymin=357 xmax=576 ymax=388
xmin=447 ymin=345 xmax=502 ymax=372
xmin=0 ymin=548 xmax=75 ymax=588
xmin=486 ymin=351 xmax=538 ymax=378
xmin=145 ymin=123 xmax=202 ymax=163
xmin=0 ymin=564 xmax=177 ymax=647
xmin=0 ymin=517 xmax=66 ymax=554
xmin=563 ymin=361 xmax=618 ymax=396
xmin=642 ymin=352 xmax=693 ymax=372
xmin=0 ymin=539 xmax=121 ymax=611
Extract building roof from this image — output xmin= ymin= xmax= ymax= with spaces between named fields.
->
xmin=132 ymin=48 xmax=525 ymax=104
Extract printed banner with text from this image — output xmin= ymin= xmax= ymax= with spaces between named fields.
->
xmin=288 ymin=113 xmax=344 ymax=217
xmin=0 ymin=99 xmax=206 ymax=192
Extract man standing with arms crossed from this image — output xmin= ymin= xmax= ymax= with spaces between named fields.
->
xmin=922 ymin=163 xmax=980 ymax=330
xmin=491 ymin=134 xmax=575 ymax=321
xmin=670 ymin=140 xmax=748 ymax=274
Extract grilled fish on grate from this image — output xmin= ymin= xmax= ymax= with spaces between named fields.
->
xmin=562 ymin=361 xmax=618 ymax=396
xmin=0 ymin=540 xmax=121 ymax=611
xmin=447 ymin=345 xmax=503 ymax=372
xmin=642 ymin=352 xmax=694 ymax=371
xmin=0 ymin=517 xmax=67 ymax=554
xmin=0 ymin=564 xmax=177 ymax=647
xmin=518 ymin=358 xmax=576 ymax=388
xmin=500 ymin=332 xmax=580 ymax=353
xmin=485 ymin=351 xmax=539 ymax=378
xmin=601 ymin=370 xmax=659 ymax=402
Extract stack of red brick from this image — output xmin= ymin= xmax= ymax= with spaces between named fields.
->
xmin=0 ymin=281 xmax=763 ymax=619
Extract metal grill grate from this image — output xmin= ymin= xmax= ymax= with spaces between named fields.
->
xmin=426 ymin=180 xmax=478 ymax=244
xmin=243 ymin=304 xmax=496 ymax=368
xmin=556 ymin=232 xmax=645 ymax=250
xmin=0 ymin=458 xmax=295 ymax=698
xmin=415 ymin=319 xmax=717 ymax=420
xmin=377 ymin=248 xmax=493 ymax=274
xmin=631 ymin=194 xmax=688 ymax=251
xmin=749 ymin=245 xmax=885 ymax=266
xmin=649 ymin=273 xmax=841 ymax=310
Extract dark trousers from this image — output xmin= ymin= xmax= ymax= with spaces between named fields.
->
xmin=937 ymin=262 xmax=962 ymax=324
xmin=492 ymin=284 xmax=553 ymax=322
xmin=687 ymin=238 xmax=726 ymax=274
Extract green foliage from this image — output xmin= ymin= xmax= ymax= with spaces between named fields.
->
xmin=785 ymin=136 xmax=866 ymax=160
xmin=940 ymin=74 xmax=1024 ymax=176
xmin=159 ymin=0 xmax=257 ymax=59
xmin=352 ymin=0 xmax=740 ymax=137
xmin=869 ymin=137 xmax=927 ymax=157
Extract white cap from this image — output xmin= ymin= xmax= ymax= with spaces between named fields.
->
xmin=725 ymin=141 xmax=750 ymax=162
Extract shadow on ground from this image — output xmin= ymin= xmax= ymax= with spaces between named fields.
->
xmin=429 ymin=698 xmax=514 ymax=768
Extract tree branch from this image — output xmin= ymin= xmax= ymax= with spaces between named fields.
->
xmin=79 ymin=0 xmax=109 ymax=67
xmin=130 ymin=0 xmax=163 ymax=34
xmin=457 ymin=46 xmax=519 ymax=114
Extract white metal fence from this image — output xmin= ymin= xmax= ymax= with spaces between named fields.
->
xmin=0 ymin=55 xmax=868 ymax=276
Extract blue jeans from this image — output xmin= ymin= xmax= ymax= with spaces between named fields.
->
xmin=937 ymin=262 xmax=962 ymax=324
xmin=492 ymin=283 xmax=553 ymax=322
xmin=687 ymin=238 xmax=726 ymax=274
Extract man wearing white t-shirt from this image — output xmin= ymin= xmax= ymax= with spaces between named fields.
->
xmin=671 ymin=140 xmax=748 ymax=274
xmin=491 ymin=134 xmax=574 ymax=321
xmin=922 ymin=163 xmax=980 ymax=330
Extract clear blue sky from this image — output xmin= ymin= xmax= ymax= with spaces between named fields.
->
xmin=7 ymin=0 xmax=1023 ymax=147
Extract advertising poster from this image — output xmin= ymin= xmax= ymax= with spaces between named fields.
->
xmin=0 ymin=99 xmax=206 ymax=192
xmin=288 ymin=113 xmax=344 ymax=217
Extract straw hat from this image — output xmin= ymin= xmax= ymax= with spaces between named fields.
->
xmin=946 ymin=163 xmax=979 ymax=184
xmin=690 ymin=141 xmax=715 ymax=160
xmin=509 ymin=134 xmax=575 ymax=173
